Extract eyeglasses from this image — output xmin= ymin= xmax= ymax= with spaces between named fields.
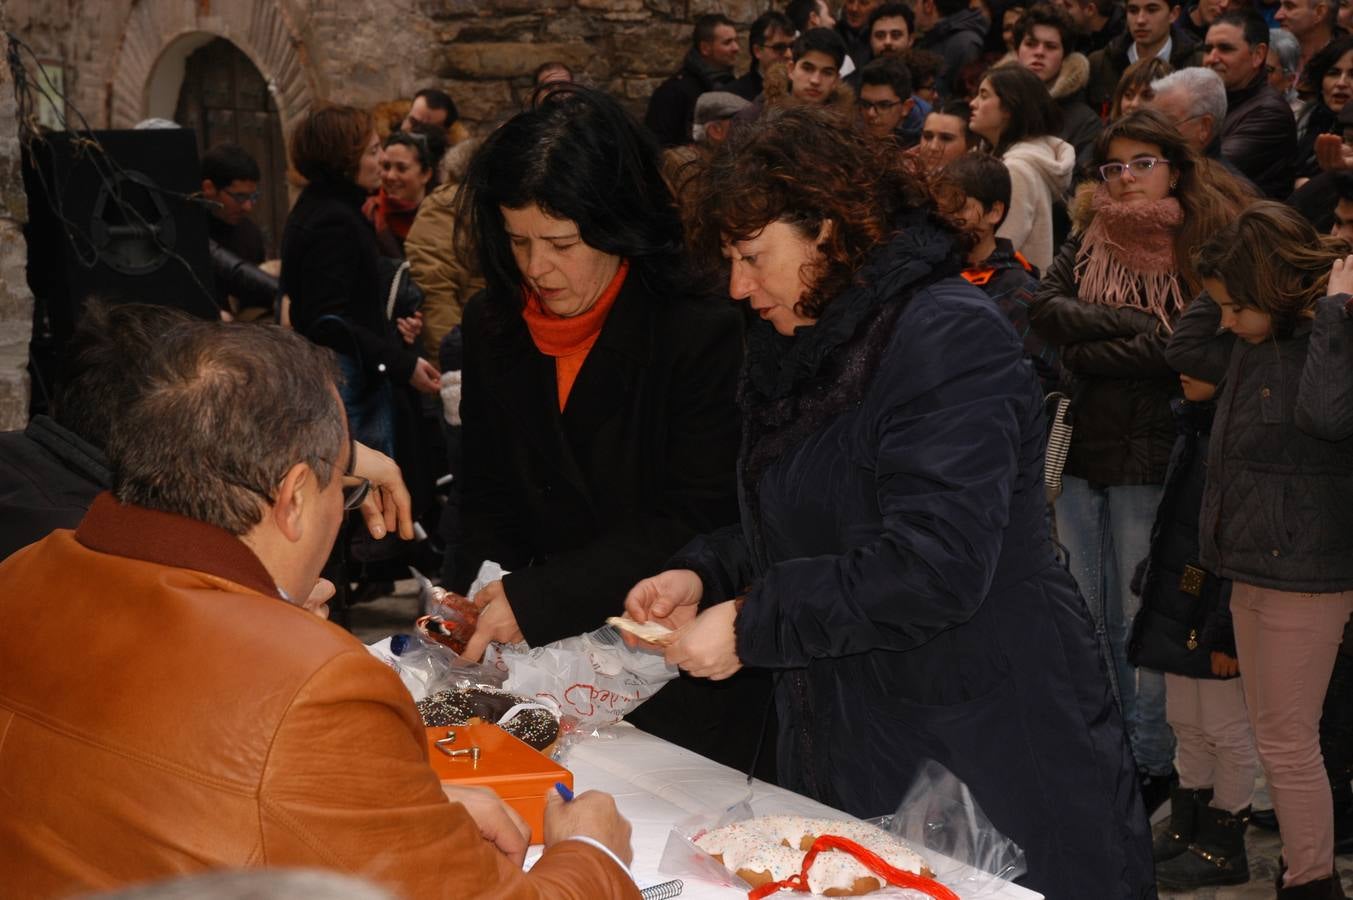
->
xmin=222 ymin=472 xmax=371 ymax=512
xmin=1098 ymin=156 xmax=1169 ymax=181
xmin=858 ymin=99 xmax=903 ymax=112
xmin=226 ymin=190 xmax=260 ymax=205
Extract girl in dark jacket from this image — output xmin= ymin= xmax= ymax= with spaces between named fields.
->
xmin=281 ymin=106 xmax=440 ymax=456
xmin=450 ymin=87 xmax=770 ymax=773
xmin=1030 ymin=110 xmax=1250 ymax=803
xmin=1166 ymin=202 xmax=1353 ymax=899
xmin=1129 ymin=372 xmax=1258 ymax=890
xmin=624 ymin=106 xmax=1154 ymax=900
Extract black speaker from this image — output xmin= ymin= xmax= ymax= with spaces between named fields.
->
xmin=23 ymin=128 xmax=219 ymax=348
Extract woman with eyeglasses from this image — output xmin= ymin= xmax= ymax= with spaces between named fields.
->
xmin=968 ymin=65 xmax=1075 ymax=271
xmin=282 ymin=105 xmax=441 ymax=459
xmin=1030 ymin=109 xmax=1250 ymax=816
xmin=363 ymin=126 xmax=447 ymax=259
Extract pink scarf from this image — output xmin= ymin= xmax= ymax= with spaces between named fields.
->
xmin=1074 ymin=185 xmax=1186 ymax=332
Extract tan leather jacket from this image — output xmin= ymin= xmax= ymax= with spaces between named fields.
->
xmin=0 ymin=494 xmax=638 ymax=900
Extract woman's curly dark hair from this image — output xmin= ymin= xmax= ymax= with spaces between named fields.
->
xmin=683 ymin=106 xmax=960 ymax=320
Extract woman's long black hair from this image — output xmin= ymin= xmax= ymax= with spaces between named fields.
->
xmin=456 ymin=85 xmax=691 ymax=313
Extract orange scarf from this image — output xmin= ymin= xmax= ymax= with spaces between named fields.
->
xmin=521 ymin=259 xmax=629 ymax=410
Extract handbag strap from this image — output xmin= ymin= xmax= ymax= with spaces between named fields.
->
xmin=386 ymin=260 xmax=410 ymax=322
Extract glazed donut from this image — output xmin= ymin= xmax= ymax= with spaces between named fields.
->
xmin=694 ymin=816 xmax=931 ymax=896
xmin=415 ymin=688 xmax=560 ymax=752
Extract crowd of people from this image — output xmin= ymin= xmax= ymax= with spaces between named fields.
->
xmin=4 ymin=0 xmax=1353 ymax=898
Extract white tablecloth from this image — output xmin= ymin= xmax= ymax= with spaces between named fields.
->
xmin=548 ymin=724 xmax=1043 ymax=900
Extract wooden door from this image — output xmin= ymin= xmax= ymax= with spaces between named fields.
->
xmin=174 ymin=38 xmax=288 ymax=257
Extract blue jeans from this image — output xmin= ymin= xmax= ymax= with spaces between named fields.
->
xmin=1056 ymin=475 xmax=1174 ymax=775
xmin=336 ymin=354 xmax=394 ymax=458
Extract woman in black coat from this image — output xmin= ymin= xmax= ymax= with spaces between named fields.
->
xmin=281 ymin=105 xmax=440 ymax=457
xmin=623 ymin=107 xmax=1154 ymax=899
xmin=451 ymin=87 xmax=771 ymax=773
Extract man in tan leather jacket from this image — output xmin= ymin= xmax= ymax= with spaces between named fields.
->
xmin=0 ymin=321 xmax=638 ymax=900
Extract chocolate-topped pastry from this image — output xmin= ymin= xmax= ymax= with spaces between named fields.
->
xmin=416 ymin=688 xmax=560 ymax=751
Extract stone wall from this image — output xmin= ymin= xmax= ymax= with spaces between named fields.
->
xmin=0 ymin=6 xmax=34 ymax=431
xmin=426 ymin=0 xmax=769 ymax=125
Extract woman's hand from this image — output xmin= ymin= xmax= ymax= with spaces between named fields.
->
xmin=623 ymin=569 xmax=703 ymax=633
xmin=664 ymin=599 xmax=743 ymax=680
xmin=1210 ymin=652 xmax=1239 ymax=677
xmin=350 ymin=442 xmax=415 ymax=540
xmin=1329 ymin=254 xmax=1353 ymax=298
xmin=462 ymin=580 xmax=525 ymax=661
xmin=1316 ymin=133 xmax=1353 ymax=173
xmin=397 ymin=312 xmax=424 ymax=345
xmin=410 ymin=357 xmax=441 ymax=394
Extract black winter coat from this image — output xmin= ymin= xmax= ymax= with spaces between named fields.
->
xmin=918 ymin=9 xmax=987 ymax=99
xmin=643 ymin=50 xmax=735 ymax=148
xmin=1166 ymin=294 xmax=1353 ymax=592
xmin=1128 ymin=399 xmax=1237 ymax=679
xmin=452 ymin=273 xmax=773 ymax=772
xmin=672 ymin=214 xmax=1154 ymax=900
xmin=1219 ymin=74 xmax=1298 ymax=200
xmin=1030 ymin=237 xmax=1180 ymax=485
xmin=0 ymin=416 xmax=108 ymax=562
xmin=280 ymin=180 xmax=418 ymax=384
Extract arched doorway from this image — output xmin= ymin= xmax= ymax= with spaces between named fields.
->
xmin=173 ymin=38 xmax=288 ymax=257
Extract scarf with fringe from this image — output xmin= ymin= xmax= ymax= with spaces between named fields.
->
xmin=1074 ymin=185 xmax=1185 ymax=331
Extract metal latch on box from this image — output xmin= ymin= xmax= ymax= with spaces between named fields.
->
xmin=434 ymin=729 xmax=481 ymax=763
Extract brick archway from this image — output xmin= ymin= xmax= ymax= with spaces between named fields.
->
xmin=108 ymin=0 xmax=318 ymax=137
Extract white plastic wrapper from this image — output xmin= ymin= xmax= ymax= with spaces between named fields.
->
xmin=486 ymin=626 xmax=678 ymax=731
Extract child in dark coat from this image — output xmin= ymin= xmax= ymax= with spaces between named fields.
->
xmin=1128 ymin=370 xmax=1258 ymax=890
xmin=946 ymin=154 xmax=1063 ymax=392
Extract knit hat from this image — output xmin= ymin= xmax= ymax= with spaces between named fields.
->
xmin=693 ymin=91 xmax=751 ymax=140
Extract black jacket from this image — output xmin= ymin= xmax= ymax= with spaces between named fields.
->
xmin=1087 ymin=28 xmax=1201 ymax=113
xmin=672 ymin=214 xmax=1153 ymax=899
xmin=1219 ymin=73 xmax=1298 ymax=200
xmin=1166 ymin=294 xmax=1353 ymax=592
xmin=918 ymin=9 xmax=987 ymax=100
xmin=835 ymin=17 xmax=872 ymax=67
xmin=0 ymin=416 xmax=108 ymax=562
xmin=643 ymin=49 xmax=735 ymax=148
xmin=1128 ymin=399 xmax=1237 ymax=679
xmin=280 ymin=180 xmax=418 ymax=384
xmin=1031 ymin=237 xmax=1180 ymax=485
xmin=962 ymin=238 xmax=1063 ymax=391
xmin=452 ymin=272 xmax=772 ymax=772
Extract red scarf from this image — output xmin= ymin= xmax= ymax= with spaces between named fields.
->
xmin=362 ymin=189 xmax=421 ymax=241
xmin=521 ymin=259 xmax=629 ymax=411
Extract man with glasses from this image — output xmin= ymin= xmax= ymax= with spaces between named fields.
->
xmin=856 ymin=57 xmax=917 ymax=144
xmin=200 ymin=143 xmax=271 ymax=318
xmin=729 ymin=10 xmax=796 ymax=101
xmin=1147 ymin=66 xmax=1257 ymax=188
xmin=0 ymin=319 xmax=639 ymax=898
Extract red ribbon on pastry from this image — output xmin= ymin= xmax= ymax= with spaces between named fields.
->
xmin=746 ymin=834 xmax=960 ymax=900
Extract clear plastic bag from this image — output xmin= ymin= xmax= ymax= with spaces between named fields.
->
xmin=365 ymin=631 xmax=505 ymax=701
xmin=873 ymin=759 xmax=1026 ymax=896
xmin=658 ymin=760 xmax=1024 ymax=898
xmin=485 ymin=625 xmax=678 ymax=731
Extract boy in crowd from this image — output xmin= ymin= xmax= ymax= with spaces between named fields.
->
xmin=947 ymin=154 xmax=1062 ymax=391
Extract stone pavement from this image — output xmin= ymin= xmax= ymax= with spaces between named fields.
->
xmin=348 ymin=582 xmax=1353 ymax=898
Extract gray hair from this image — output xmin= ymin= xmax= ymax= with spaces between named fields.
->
xmin=111 ymin=321 xmax=347 ymax=535
xmin=1151 ymin=67 xmax=1228 ymax=126
xmin=1268 ymin=28 xmax=1301 ymax=78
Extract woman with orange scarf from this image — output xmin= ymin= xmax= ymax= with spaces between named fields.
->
xmin=449 ymin=87 xmax=773 ymax=772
